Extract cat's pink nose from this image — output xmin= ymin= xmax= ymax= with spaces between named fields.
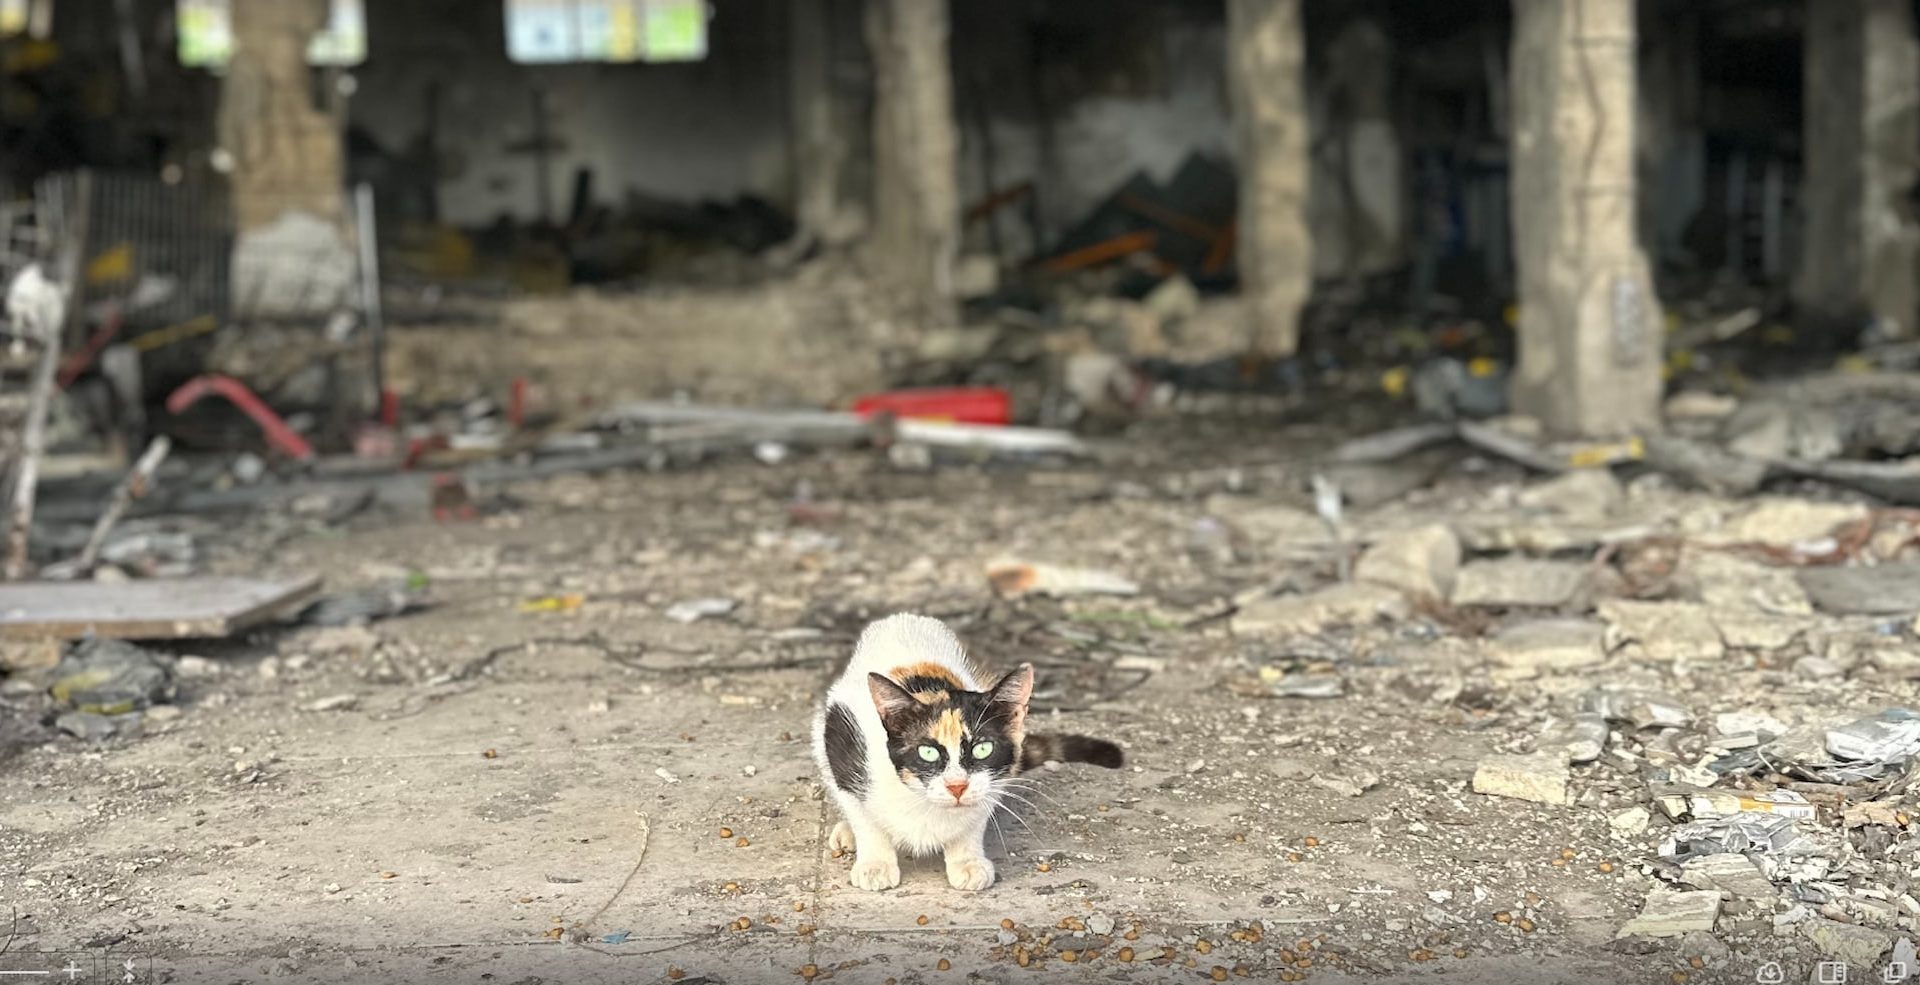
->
xmin=944 ymin=780 xmax=969 ymax=801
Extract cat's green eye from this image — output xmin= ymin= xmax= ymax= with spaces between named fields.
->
xmin=917 ymin=745 xmax=940 ymax=762
xmin=971 ymin=741 xmax=994 ymax=760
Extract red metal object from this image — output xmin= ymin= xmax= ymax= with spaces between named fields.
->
xmin=165 ymin=373 xmax=316 ymax=461
xmin=852 ymin=386 xmax=1011 ymax=426
xmin=56 ymin=307 xmax=126 ymax=391
xmin=508 ymin=377 xmax=528 ymax=429
xmin=379 ymin=388 xmax=400 ymax=428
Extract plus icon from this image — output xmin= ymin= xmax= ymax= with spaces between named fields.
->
xmin=60 ymin=961 xmax=83 ymax=982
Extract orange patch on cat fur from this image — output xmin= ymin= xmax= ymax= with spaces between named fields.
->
xmin=932 ymin=708 xmax=965 ymax=750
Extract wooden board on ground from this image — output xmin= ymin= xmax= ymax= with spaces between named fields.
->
xmin=0 ymin=575 xmax=323 ymax=640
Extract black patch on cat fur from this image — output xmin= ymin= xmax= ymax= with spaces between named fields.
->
xmin=822 ymin=702 xmax=867 ymax=794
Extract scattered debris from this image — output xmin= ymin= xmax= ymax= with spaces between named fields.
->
xmin=49 ymin=638 xmax=173 ymax=714
xmin=665 ymin=598 xmax=738 ymax=623
xmin=1450 ymin=558 xmax=1589 ymax=608
xmin=985 ymin=559 xmax=1139 ymax=598
xmin=1677 ymin=853 xmax=1776 ymax=900
xmin=1797 ymin=563 xmax=1920 ymax=615
xmin=1233 ymin=583 xmax=1409 ymax=636
xmin=1486 ymin=620 xmax=1605 ymax=676
xmin=1802 ymin=919 xmax=1893 ymax=966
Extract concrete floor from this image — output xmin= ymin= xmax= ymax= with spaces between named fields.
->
xmin=0 ymin=436 xmax=1909 ymax=984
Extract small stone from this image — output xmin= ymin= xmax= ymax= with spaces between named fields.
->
xmin=1452 ymin=559 xmax=1590 ymax=609
xmin=174 ymin=655 xmax=222 ymax=678
xmin=1598 ymin=600 xmax=1724 ymax=662
xmin=1517 ymin=469 xmax=1622 ymax=517
xmin=1616 ymin=891 xmax=1721 ymax=939
xmin=1705 ymin=498 xmax=1867 ymax=547
xmin=1088 ymin=913 xmax=1115 ymax=936
xmin=1234 ymin=582 xmax=1409 ymax=636
xmin=1471 ymin=752 xmax=1569 ymax=806
xmin=324 ymin=883 xmax=341 ymax=894
xmin=1487 ymin=619 xmax=1605 ymax=675
xmin=1354 ymin=524 xmax=1461 ymax=602
xmin=304 ymin=693 xmax=358 ymax=712
xmin=54 ymin=711 xmax=120 ymax=741
xmin=1608 ymin=806 xmax=1651 ymax=838
xmin=1802 ymin=919 xmax=1892 ymax=966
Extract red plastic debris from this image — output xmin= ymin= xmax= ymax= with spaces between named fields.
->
xmin=851 ymin=387 xmax=1011 ymax=426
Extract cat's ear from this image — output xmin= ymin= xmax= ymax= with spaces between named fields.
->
xmin=989 ymin=664 xmax=1034 ymax=732
xmin=867 ymin=673 xmax=919 ymax=731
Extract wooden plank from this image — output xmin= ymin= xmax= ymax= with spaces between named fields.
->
xmin=0 ymin=575 xmax=323 ymax=640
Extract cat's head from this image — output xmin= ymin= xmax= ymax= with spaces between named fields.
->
xmin=866 ymin=664 xmax=1033 ymax=810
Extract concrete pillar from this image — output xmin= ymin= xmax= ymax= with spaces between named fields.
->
xmin=1227 ymin=0 xmax=1312 ymax=356
xmin=790 ymin=0 xmax=864 ymax=246
xmin=1507 ymin=0 xmax=1662 ymax=438
xmin=865 ymin=0 xmax=960 ymax=322
xmin=219 ymin=0 xmax=357 ymax=320
xmin=218 ymin=0 xmax=344 ymax=232
xmin=1323 ymin=17 xmax=1403 ymax=279
xmin=1796 ymin=0 xmax=1920 ymax=337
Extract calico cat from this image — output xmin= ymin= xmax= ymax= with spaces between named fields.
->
xmin=811 ymin=613 xmax=1124 ymax=891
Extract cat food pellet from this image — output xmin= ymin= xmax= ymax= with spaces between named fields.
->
xmin=1196 ymin=940 xmax=1213 ymax=954
xmin=1550 ymin=858 xmax=1566 ymax=867
xmin=543 ymin=927 xmax=564 ymax=940
xmin=1688 ymin=956 xmax=1705 ymax=969
xmin=885 ymin=979 xmax=896 ymax=985
xmin=1516 ymin=918 xmax=1536 ymax=933
xmin=936 ymin=959 xmax=951 ymax=971
xmin=1671 ymin=973 xmax=1688 ymax=985
xmin=736 ymin=837 xmax=750 ymax=848
xmin=999 ymin=918 xmax=1015 ymax=930
xmin=1124 ymin=928 xmax=1139 ymax=941
xmin=1303 ymin=836 xmax=1319 ymax=847
xmin=793 ymin=901 xmax=807 ymax=912
xmin=719 ymin=827 xmax=733 ymax=839
xmin=797 ymin=924 xmax=816 ymax=935
xmin=668 ymin=970 xmax=685 ymax=981
xmin=1036 ymin=862 xmax=1051 ymax=873
xmin=1278 ymin=949 xmax=1296 ymax=963
xmin=1598 ymin=861 xmax=1615 ymax=873
xmin=1525 ymin=892 xmax=1542 ymax=906
xmin=482 ymin=749 xmax=498 ymax=759
xmin=517 ymin=896 xmax=533 ymax=903
xmin=780 ymin=731 xmax=793 ymax=742
xmin=1493 ymin=911 xmax=1512 ymax=924
xmin=1454 ymin=949 xmax=1469 ymax=958
xmin=1015 ymin=950 xmax=1030 ymax=967
xmin=380 ymin=871 xmax=397 ymax=879
xmin=1058 ymin=950 xmax=1078 ymax=963
xmin=1561 ymin=848 xmax=1576 ymax=859
xmin=916 ymin=915 xmax=929 ymax=925
xmin=1296 ymin=958 xmax=1313 ymax=968
xmin=1234 ymin=965 xmax=1251 ymax=977
xmin=1210 ymin=966 xmax=1228 ymax=981
xmin=1117 ymin=948 xmax=1134 ymax=962
xmin=799 ymin=964 xmax=819 ymax=979
xmin=1411 ymin=949 xmax=1434 ymax=962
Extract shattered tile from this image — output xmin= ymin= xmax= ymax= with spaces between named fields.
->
xmin=1470 ymin=752 xmax=1569 ymax=806
xmin=1802 ymin=918 xmax=1893 ymax=966
xmin=1598 ymin=600 xmax=1724 ymax=662
xmin=1615 ymin=890 xmax=1721 ymax=939
xmin=1678 ymin=853 xmax=1776 ymax=900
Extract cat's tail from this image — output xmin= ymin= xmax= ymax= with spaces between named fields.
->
xmin=1020 ymin=733 xmax=1125 ymax=770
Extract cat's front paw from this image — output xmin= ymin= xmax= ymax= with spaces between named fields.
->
xmin=828 ymin=821 xmax=857 ymax=854
xmin=850 ymin=854 xmax=901 ymax=891
xmin=946 ymin=856 xmax=995 ymax=892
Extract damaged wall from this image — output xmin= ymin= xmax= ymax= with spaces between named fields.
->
xmin=349 ymin=0 xmax=790 ymax=227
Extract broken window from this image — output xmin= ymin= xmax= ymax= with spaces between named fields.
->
xmin=175 ymin=0 xmax=367 ymax=69
xmin=504 ymin=0 xmax=709 ymax=64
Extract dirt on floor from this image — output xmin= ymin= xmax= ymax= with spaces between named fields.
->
xmin=1 ymin=418 xmax=1915 ymax=985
